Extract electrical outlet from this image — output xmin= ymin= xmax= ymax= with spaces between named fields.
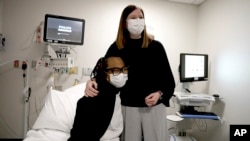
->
xmin=14 ymin=60 xmax=19 ymax=68
xmin=31 ymin=60 xmax=38 ymax=69
xmin=82 ymin=67 xmax=93 ymax=76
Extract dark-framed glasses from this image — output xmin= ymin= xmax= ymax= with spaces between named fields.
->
xmin=105 ymin=66 xmax=128 ymax=76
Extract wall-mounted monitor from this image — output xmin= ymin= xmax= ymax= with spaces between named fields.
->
xmin=43 ymin=14 xmax=85 ymax=45
xmin=179 ymin=53 xmax=208 ymax=82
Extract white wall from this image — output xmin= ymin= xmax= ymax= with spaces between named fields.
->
xmin=190 ymin=0 xmax=250 ymax=141
xmin=0 ymin=0 xmax=2 ymax=32
xmin=0 ymin=0 xmax=198 ymax=138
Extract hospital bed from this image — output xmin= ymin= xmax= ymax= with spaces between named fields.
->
xmin=23 ymin=83 xmax=85 ymax=141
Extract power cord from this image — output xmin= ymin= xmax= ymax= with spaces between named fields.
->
xmin=0 ymin=34 xmax=5 ymax=47
xmin=193 ymin=118 xmax=208 ymax=132
xmin=185 ymin=88 xmax=191 ymax=93
xmin=22 ymin=62 xmax=27 ymax=78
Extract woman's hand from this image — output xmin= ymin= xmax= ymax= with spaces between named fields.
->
xmin=84 ymin=79 xmax=99 ymax=97
xmin=145 ymin=91 xmax=161 ymax=107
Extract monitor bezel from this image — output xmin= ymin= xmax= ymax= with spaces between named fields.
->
xmin=179 ymin=53 xmax=209 ymax=82
xmin=43 ymin=14 xmax=85 ymax=45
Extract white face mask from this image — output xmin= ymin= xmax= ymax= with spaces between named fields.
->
xmin=127 ymin=19 xmax=145 ymax=38
xmin=109 ymin=73 xmax=128 ymax=88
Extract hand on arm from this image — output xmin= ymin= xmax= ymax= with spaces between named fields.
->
xmin=84 ymin=79 xmax=99 ymax=97
xmin=145 ymin=91 xmax=162 ymax=107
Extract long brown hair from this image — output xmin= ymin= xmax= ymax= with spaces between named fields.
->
xmin=115 ymin=5 xmax=153 ymax=49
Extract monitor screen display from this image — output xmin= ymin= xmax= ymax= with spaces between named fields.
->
xmin=43 ymin=14 xmax=85 ymax=45
xmin=179 ymin=53 xmax=208 ymax=82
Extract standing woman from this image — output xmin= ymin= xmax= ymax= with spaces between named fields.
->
xmin=85 ymin=5 xmax=176 ymax=141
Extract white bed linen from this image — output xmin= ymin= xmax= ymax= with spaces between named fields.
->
xmin=24 ymin=129 xmax=70 ymax=141
xmin=23 ymin=83 xmax=85 ymax=141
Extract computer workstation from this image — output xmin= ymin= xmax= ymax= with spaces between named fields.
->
xmin=169 ymin=53 xmax=220 ymax=141
xmin=175 ymin=92 xmax=219 ymax=120
xmin=176 ymin=53 xmax=219 ymax=119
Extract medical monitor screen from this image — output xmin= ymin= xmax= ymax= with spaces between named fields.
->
xmin=179 ymin=53 xmax=208 ymax=82
xmin=43 ymin=14 xmax=85 ymax=45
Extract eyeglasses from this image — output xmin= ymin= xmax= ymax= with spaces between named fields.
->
xmin=105 ymin=66 xmax=128 ymax=76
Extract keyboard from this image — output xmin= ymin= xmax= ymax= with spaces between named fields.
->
xmin=176 ymin=111 xmax=220 ymax=120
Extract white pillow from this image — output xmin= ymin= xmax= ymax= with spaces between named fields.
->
xmin=32 ymin=83 xmax=86 ymax=133
xmin=64 ymin=82 xmax=86 ymax=95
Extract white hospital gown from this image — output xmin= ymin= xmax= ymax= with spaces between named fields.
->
xmin=100 ymin=94 xmax=123 ymax=141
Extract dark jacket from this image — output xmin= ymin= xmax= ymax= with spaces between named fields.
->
xmin=105 ymin=38 xmax=175 ymax=107
xmin=68 ymin=79 xmax=119 ymax=141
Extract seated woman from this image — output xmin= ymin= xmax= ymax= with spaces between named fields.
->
xmin=68 ymin=55 xmax=128 ymax=141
